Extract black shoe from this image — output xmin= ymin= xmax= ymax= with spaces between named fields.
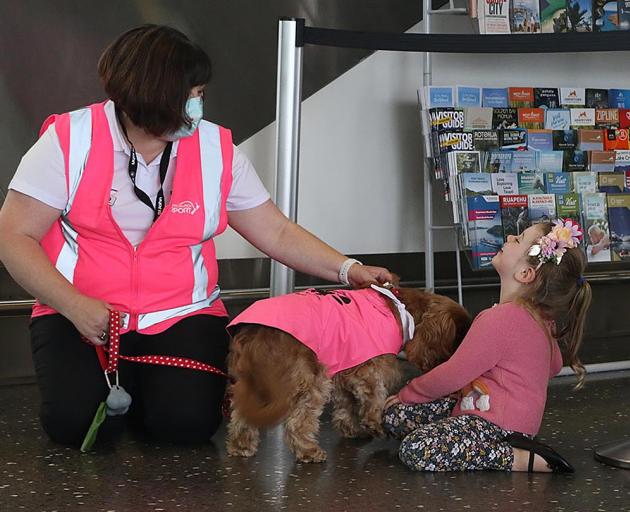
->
xmin=506 ymin=433 xmax=574 ymax=473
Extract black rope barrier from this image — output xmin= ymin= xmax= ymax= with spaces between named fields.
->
xmin=293 ymin=19 xmax=630 ymax=53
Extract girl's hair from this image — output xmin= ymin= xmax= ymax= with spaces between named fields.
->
xmin=520 ymin=222 xmax=592 ymax=389
xmin=98 ymin=25 xmax=211 ymax=136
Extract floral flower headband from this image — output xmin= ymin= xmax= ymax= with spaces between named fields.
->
xmin=528 ymin=219 xmax=583 ymax=270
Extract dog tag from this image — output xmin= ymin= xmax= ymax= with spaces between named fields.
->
xmin=80 ymin=401 xmax=107 ymax=452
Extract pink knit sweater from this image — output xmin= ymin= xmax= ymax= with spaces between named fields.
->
xmin=398 ymin=302 xmax=563 ymax=435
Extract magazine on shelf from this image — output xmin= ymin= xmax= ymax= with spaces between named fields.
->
xmin=614 ymin=149 xmax=630 ymax=172
xmin=500 ymin=194 xmax=530 ymax=239
xmin=518 ymin=171 xmax=547 ymax=193
xmin=582 ymin=192 xmax=612 ymax=262
xmin=499 ymin=128 xmax=528 ymax=150
xmin=578 ymin=129 xmax=605 ymax=151
xmin=465 ymin=108 xmax=494 ymax=129
xmin=473 ymin=129 xmax=500 ymax=150
xmin=463 ymin=172 xmax=494 ymax=196
xmin=511 ymin=151 xmax=538 ymax=172
xmin=590 ymin=151 xmax=616 ymax=172
xmin=626 ymin=171 xmax=630 ymax=191
xmin=528 ymin=194 xmax=557 ymax=224
xmin=518 ymin=108 xmax=544 ymax=129
xmin=585 ymin=88 xmax=609 ymax=108
xmin=477 ymin=0 xmax=511 ymax=34
xmin=595 ymin=108 xmax=620 ymax=128
xmin=527 ymin=129 xmax=554 ymax=150
xmin=570 ymin=108 xmax=596 ymax=129
xmin=509 ymin=0 xmax=541 ymax=32
xmin=563 ymin=149 xmax=588 ymax=172
xmin=544 ymin=109 xmax=571 ymax=130
xmin=438 ymin=131 xmax=474 ymax=154
xmin=619 ymin=0 xmax=630 ymax=31
xmin=429 ymin=108 xmax=465 ymax=132
xmin=599 ymin=172 xmax=626 ymax=193
xmin=540 ymin=0 xmax=568 ymax=32
xmin=467 ymin=194 xmax=502 ymax=269
xmin=612 ymin=91 xmax=630 ymax=107
xmin=492 ymin=108 xmax=519 ymax=129
xmin=482 ymin=87 xmax=509 ymax=107
xmin=556 ymin=193 xmax=581 ymax=228
xmin=425 ymin=86 xmax=455 ymax=108
xmin=534 ymin=88 xmax=560 ymax=109
xmin=448 ymin=151 xmax=482 ymax=173
xmin=574 ymin=172 xmax=598 ymax=193
xmin=607 ymin=193 xmax=630 ymax=261
xmin=508 ymin=87 xmax=534 ymax=108
xmin=483 ymin=150 xmax=513 ymax=172
xmin=545 ymin=172 xmax=574 ymax=194
xmin=552 ymin=129 xmax=578 ymax=150
xmin=566 ymin=0 xmax=593 ymax=31
xmin=593 ymin=1 xmax=621 ymax=31
xmin=491 ymin=173 xmax=519 ymax=194
xmin=456 ymin=86 xmax=482 ymax=108
xmin=620 ymin=109 xmax=630 ymax=128
xmin=604 ymin=128 xmax=630 ymax=150
xmin=560 ymin=87 xmax=586 ymax=107
xmin=537 ymin=151 xmax=564 ymax=172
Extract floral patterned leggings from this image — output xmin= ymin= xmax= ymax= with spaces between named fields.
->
xmin=383 ymin=397 xmax=517 ymax=472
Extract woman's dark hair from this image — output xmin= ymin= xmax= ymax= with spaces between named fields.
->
xmin=98 ymin=25 xmax=211 ymax=136
xmin=520 ymin=222 xmax=592 ymax=389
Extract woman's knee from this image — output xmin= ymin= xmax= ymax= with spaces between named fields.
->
xmin=398 ymin=433 xmax=432 ymax=471
xmin=142 ymin=407 xmax=224 ymax=444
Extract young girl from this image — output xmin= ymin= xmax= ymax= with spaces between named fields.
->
xmin=383 ymin=220 xmax=592 ymax=472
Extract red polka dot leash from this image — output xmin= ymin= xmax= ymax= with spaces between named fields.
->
xmin=91 ymin=310 xmax=229 ymax=379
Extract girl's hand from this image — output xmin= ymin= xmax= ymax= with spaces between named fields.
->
xmin=348 ymin=264 xmax=394 ymax=288
xmin=384 ymin=394 xmax=401 ymax=411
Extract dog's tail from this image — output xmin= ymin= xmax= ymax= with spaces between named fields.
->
xmin=229 ymin=327 xmax=296 ymax=427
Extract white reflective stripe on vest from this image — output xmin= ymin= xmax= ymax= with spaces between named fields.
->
xmin=55 ymin=107 xmax=92 ymax=282
xmin=65 ymin=108 xmax=92 ymax=214
xmin=55 ymin=218 xmax=80 ymax=283
xmin=137 ymin=285 xmax=221 ymax=330
xmin=187 ymin=122 xmax=223 ymax=303
xmin=198 ymin=122 xmax=223 ymax=240
xmin=190 ymin=242 xmax=209 ymax=303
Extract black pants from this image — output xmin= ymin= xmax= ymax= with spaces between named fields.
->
xmin=30 ymin=313 xmax=230 ymax=448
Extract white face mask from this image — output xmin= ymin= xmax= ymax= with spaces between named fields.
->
xmin=162 ymin=96 xmax=203 ymax=141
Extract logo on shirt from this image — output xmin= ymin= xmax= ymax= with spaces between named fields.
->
xmin=171 ymin=200 xmax=200 ymax=215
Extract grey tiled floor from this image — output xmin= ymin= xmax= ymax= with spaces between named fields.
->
xmin=1 ymin=372 xmax=630 ymax=512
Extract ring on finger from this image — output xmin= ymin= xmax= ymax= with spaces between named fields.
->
xmin=98 ymin=330 xmax=108 ymax=341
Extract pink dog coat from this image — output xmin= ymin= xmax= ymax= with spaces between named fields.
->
xmin=227 ymin=287 xmax=408 ymax=377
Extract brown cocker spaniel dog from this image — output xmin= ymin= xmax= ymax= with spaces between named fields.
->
xmin=226 ymin=285 xmax=471 ymax=463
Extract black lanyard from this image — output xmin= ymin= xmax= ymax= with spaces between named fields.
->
xmin=116 ymin=108 xmax=173 ymax=221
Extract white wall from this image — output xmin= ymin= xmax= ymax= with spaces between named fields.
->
xmin=215 ymin=16 xmax=630 ymax=260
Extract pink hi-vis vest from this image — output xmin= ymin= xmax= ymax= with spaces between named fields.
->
xmin=33 ymin=101 xmax=233 ymax=334
xmin=227 ymin=288 xmax=404 ymax=377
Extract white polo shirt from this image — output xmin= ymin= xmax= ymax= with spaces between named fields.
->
xmin=9 ymin=100 xmax=270 ymax=246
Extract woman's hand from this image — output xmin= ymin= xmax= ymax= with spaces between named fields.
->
xmin=62 ymin=295 xmax=113 ymax=346
xmin=347 ymin=264 xmax=394 ymax=288
xmin=383 ymin=394 xmax=401 ymax=411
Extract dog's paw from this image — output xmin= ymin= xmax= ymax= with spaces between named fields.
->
xmin=360 ymin=421 xmax=385 ymax=438
xmin=227 ymin=445 xmax=258 ymax=458
xmin=296 ymin=446 xmax=327 ymax=463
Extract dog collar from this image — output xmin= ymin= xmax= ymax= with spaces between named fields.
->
xmin=370 ymin=284 xmax=416 ymax=342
